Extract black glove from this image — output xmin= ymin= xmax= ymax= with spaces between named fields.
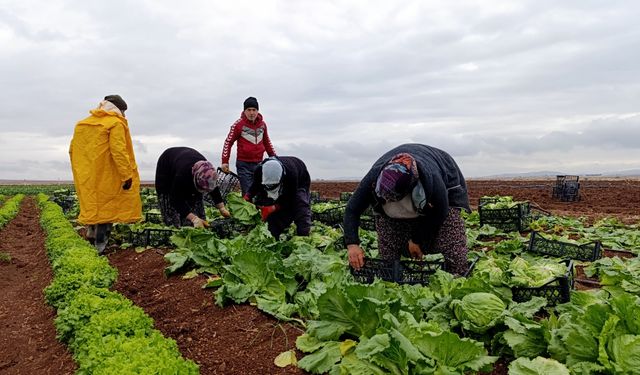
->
xmin=122 ymin=178 xmax=132 ymax=190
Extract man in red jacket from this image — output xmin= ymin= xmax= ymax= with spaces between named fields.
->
xmin=221 ymin=97 xmax=276 ymax=194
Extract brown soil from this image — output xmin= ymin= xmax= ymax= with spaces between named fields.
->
xmin=107 ymin=248 xmax=305 ymax=375
xmin=312 ymin=178 xmax=640 ymax=224
xmin=2 ymin=178 xmax=638 ymax=375
xmin=0 ymin=197 xmax=76 ymax=375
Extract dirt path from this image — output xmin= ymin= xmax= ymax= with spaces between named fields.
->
xmin=108 ymin=248 xmax=305 ymax=375
xmin=0 ymin=197 xmax=76 ymax=374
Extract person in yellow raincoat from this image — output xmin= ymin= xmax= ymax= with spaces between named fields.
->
xmin=69 ymin=95 xmax=142 ymax=253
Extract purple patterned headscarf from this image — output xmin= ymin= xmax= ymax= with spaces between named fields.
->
xmin=192 ymin=160 xmax=218 ymax=192
xmin=375 ymin=153 xmax=419 ymax=202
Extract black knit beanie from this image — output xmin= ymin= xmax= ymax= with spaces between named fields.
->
xmin=243 ymin=97 xmax=259 ymax=110
xmin=104 ymin=95 xmax=128 ymax=112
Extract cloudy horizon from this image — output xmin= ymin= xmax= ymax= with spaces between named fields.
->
xmin=1 ymin=1 xmax=639 ymax=181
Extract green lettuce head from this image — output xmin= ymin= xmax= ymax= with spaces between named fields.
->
xmin=451 ymin=292 xmax=506 ymax=333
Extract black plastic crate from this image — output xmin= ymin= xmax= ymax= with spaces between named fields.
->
xmin=52 ymin=195 xmax=76 ymax=213
xmin=528 ymin=231 xmax=602 ymax=262
xmin=350 ymin=257 xmax=446 ymax=285
xmin=145 ymin=212 xmax=163 ymax=224
xmin=351 ymin=256 xmax=478 ymax=285
xmin=208 ymin=219 xmax=235 ymax=238
xmin=208 ymin=218 xmax=252 ymax=238
xmin=310 ymin=191 xmax=329 ymax=204
xmin=360 ymin=216 xmax=376 ymax=231
xmin=552 ymin=175 xmax=580 ymax=202
xmin=339 ymin=192 xmax=353 ymax=202
xmin=128 ymin=228 xmax=175 ymax=247
xmin=216 ymin=168 xmax=240 ymax=200
xmin=397 ymin=258 xmax=447 ymax=285
xmin=312 ymin=205 xmax=346 ymax=227
xmin=479 ymin=201 xmax=532 ymax=232
xmin=511 ymin=259 xmax=574 ymax=305
xmin=350 ymin=258 xmax=397 ymax=284
xmin=203 ymin=168 xmax=240 ymax=205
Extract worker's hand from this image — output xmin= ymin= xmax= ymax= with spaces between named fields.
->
xmin=243 ymin=194 xmax=252 ymax=202
xmin=219 ymin=206 xmax=231 ymax=218
xmin=190 ymin=216 xmax=209 ymax=228
xmin=122 ymin=178 xmax=132 ymax=190
xmin=260 ymin=205 xmax=278 ymax=221
xmin=408 ymin=239 xmax=424 ymax=260
xmin=221 ymin=163 xmax=230 ymax=173
xmin=347 ymin=244 xmax=365 ymax=270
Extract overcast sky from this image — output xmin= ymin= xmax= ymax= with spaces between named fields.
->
xmin=1 ymin=0 xmax=639 ymax=181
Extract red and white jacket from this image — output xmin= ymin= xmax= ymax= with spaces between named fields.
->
xmin=221 ymin=112 xmax=276 ymax=164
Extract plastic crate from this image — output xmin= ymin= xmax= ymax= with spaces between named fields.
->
xmin=350 ymin=258 xmax=447 ymax=285
xmin=350 ymin=258 xmax=397 ymax=284
xmin=511 ymin=259 xmax=574 ymax=305
xmin=360 ymin=216 xmax=376 ymax=231
xmin=52 ymin=194 xmax=76 ymax=213
xmin=310 ymin=191 xmax=329 ymax=204
xmin=312 ymin=205 xmax=346 ymax=227
xmin=479 ymin=201 xmax=532 ymax=232
xmin=528 ymin=231 xmax=602 ymax=262
xmin=204 ymin=168 xmax=240 ymax=205
xmin=145 ymin=212 xmax=163 ymax=224
xmin=397 ymin=258 xmax=446 ymax=285
xmin=216 ymin=168 xmax=240 ymax=200
xmin=208 ymin=218 xmax=252 ymax=238
xmin=339 ymin=192 xmax=353 ymax=202
xmin=128 ymin=228 xmax=175 ymax=247
xmin=351 ymin=256 xmax=478 ymax=285
xmin=552 ymin=175 xmax=580 ymax=202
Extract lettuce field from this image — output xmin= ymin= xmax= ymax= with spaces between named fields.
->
xmin=0 ymin=178 xmax=639 ymax=374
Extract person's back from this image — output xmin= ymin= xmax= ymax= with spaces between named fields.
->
xmin=155 ymin=147 xmax=205 ymax=194
xmin=245 ymin=156 xmax=311 ymax=238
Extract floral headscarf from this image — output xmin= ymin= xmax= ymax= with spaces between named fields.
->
xmin=192 ymin=161 xmax=218 ymax=192
xmin=375 ymin=153 xmax=419 ymax=202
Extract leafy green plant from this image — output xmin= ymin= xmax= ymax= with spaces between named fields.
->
xmin=36 ymin=193 xmax=199 ymax=374
xmin=0 ymin=252 xmax=11 ymax=262
xmin=0 ymin=194 xmax=24 ymax=229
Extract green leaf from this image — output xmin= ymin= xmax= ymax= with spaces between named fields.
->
xmin=412 ymin=330 xmax=498 ymax=372
xmin=274 ymin=350 xmax=297 ymax=367
xmin=508 ymin=357 xmax=570 ymax=375
xmin=608 ymin=335 xmax=640 ymax=374
xmin=297 ymin=342 xmax=342 ymax=374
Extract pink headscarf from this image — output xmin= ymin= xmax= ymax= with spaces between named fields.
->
xmin=192 ymin=161 xmax=218 ymax=192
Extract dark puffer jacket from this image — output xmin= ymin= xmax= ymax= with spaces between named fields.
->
xmin=343 ymin=143 xmax=470 ymax=245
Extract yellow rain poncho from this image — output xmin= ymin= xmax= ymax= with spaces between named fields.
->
xmin=69 ymin=106 xmax=142 ymax=224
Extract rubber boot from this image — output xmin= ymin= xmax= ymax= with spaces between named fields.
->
xmin=86 ymin=225 xmax=96 ymax=245
xmin=94 ymin=223 xmax=112 ymax=255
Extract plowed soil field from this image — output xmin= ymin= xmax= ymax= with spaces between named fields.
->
xmin=1 ymin=179 xmax=637 ymax=374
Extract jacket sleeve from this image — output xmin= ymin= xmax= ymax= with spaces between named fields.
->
xmin=221 ymin=121 xmax=241 ymax=164
xmin=343 ymin=169 xmax=377 ymax=246
xmin=262 ymin=124 xmax=276 ymax=156
xmin=109 ymin=123 xmax=133 ymax=181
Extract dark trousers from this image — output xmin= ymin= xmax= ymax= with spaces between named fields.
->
xmin=236 ymin=160 xmax=260 ymax=195
xmin=267 ymin=188 xmax=311 ymax=239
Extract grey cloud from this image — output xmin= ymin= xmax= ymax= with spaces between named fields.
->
xmin=1 ymin=1 xmax=639 ymax=180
